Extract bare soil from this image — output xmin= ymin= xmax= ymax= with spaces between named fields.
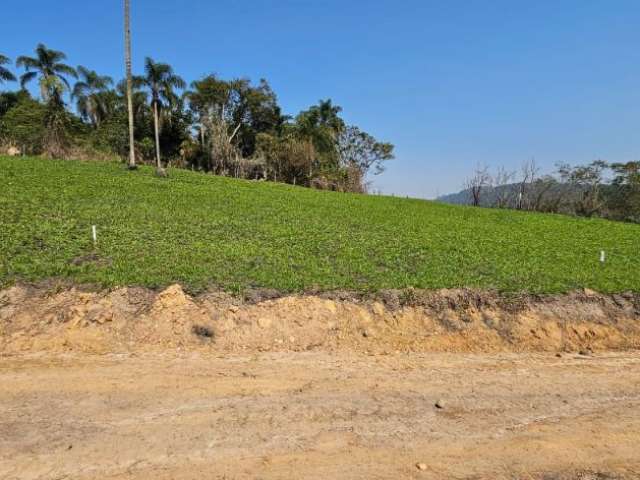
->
xmin=2 ymin=351 xmax=640 ymax=479
xmin=1 ymin=285 xmax=640 ymax=479
xmin=2 ymin=284 xmax=640 ymax=354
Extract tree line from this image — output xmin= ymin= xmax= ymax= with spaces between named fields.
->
xmin=0 ymin=45 xmax=394 ymax=193
xmin=461 ymin=159 xmax=640 ymax=223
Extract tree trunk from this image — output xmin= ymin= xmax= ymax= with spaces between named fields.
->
xmin=124 ymin=0 xmax=136 ymax=169
xmin=153 ymin=100 xmax=164 ymax=174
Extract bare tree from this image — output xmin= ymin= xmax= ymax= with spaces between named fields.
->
xmin=124 ymin=0 xmax=136 ymax=169
xmin=529 ymin=175 xmax=561 ymax=212
xmin=492 ymin=166 xmax=516 ymax=208
xmin=465 ymin=164 xmax=492 ymax=207
xmin=517 ymin=158 xmax=539 ymax=210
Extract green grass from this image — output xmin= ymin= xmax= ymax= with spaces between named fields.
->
xmin=1 ymin=156 xmax=639 ymax=293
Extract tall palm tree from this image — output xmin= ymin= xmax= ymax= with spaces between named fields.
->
xmin=16 ymin=44 xmax=77 ymax=103
xmin=0 ymin=54 xmax=16 ymax=84
xmin=124 ymin=0 xmax=137 ymax=169
xmin=139 ymin=57 xmax=185 ymax=175
xmin=72 ymin=66 xmax=113 ymax=127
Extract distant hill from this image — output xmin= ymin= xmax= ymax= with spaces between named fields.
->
xmin=2 ymin=156 xmax=640 ymax=293
xmin=437 ymin=184 xmax=519 ymax=207
xmin=437 ymin=189 xmax=472 ymax=205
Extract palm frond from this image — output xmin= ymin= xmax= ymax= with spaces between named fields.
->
xmin=54 ymin=63 xmax=77 ymax=79
xmin=72 ymin=81 xmax=89 ymax=99
xmin=59 ymin=75 xmax=72 ymax=91
xmin=16 ymin=56 xmax=39 ymax=70
xmin=168 ymin=74 xmax=186 ymax=90
xmin=76 ymin=65 xmax=92 ymax=80
xmin=19 ymin=70 xmax=38 ymax=88
xmin=36 ymin=43 xmax=67 ymax=64
xmin=0 ymin=61 xmax=16 ymax=82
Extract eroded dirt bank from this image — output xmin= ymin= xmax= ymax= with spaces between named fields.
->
xmin=1 ymin=284 xmax=640 ymax=354
xmin=1 ymin=351 xmax=639 ymax=480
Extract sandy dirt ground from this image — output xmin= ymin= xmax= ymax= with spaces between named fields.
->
xmin=1 ymin=350 xmax=639 ymax=480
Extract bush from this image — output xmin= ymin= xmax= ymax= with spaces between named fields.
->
xmin=0 ymin=95 xmax=46 ymax=154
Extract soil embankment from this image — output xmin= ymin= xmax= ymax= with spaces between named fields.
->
xmin=1 ymin=284 xmax=639 ymax=354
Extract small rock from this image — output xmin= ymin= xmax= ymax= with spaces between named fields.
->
xmin=371 ymin=302 xmax=386 ymax=316
xmin=583 ymin=288 xmax=598 ymax=297
xmin=85 ymin=305 xmax=112 ymax=324
xmin=324 ymin=300 xmax=337 ymax=314
xmin=578 ymin=349 xmax=591 ymax=356
xmin=416 ymin=463 xmax=427 ymax=471
xmin=612 ymin=294 xmax=628 ymax=308
xmin=192 ymin=325 xmax=214 ymax=338
xmin=7 ymin=146 xmax=21 ymax=156
xmin=555 ymin=353 xmax=562 ymax=358
xmin=435 ymin=399 xmax=445 ymax=409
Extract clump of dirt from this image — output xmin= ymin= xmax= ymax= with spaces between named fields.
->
xmin=1 ymin=284 xmax=639 ymax=354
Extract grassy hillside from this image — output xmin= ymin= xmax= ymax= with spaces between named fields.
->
xmin=1 ymin=156 xmax=639 ymax=293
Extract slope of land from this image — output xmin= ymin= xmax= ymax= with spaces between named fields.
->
xmin=2 ymin=156 xmax=640 ymax=293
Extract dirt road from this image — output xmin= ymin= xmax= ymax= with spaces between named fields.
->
xmin=1 ymin=351 xmax=639 ymax=480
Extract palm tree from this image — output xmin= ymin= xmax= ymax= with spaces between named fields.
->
xmin=117 ymin=78 xmax=148 ymax=123
xmin=16 ymin=44 xmax=77 ymax=102
xmin=139 ymin=57 xmax=185 ymax=175
xmin=0 ymin=54 xmax=16 ymax=84
xmin=72 ymin=66 xmax=113 ymax=127
xmin=124 ymin=0 xmax=137 ymax=169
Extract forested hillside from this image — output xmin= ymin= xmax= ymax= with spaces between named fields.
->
xmin=0 ymin=45 xmax=393 ymax=193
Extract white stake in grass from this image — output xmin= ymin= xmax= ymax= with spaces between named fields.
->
xmin=92 ymin=225 xmax=97 ymax=246
xmin=600 ymin=250 xmax=606 ymax=264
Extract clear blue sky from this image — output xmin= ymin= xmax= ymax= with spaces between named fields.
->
xmin=3 ymin=0 xmax=640 ymax=198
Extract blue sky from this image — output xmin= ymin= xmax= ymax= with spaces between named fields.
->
xmin=2 ymin=0 xmax=640 ymax=198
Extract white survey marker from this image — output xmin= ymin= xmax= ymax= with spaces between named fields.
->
xmin=92 ymin=225 xmax=97 ymax=245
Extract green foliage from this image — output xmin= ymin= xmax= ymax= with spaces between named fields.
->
xmin=0 ymin=90 xmax=30 ymax=118
xmin=42 ymin=98 xmax=73 ymax=158
xmin=0 ymin=94 xmax=46 ymax=153
xmin=2 ymin=156 xmax=639 ymax=293
xmin=159 ymin=104 xmax=192 ymax=162
xmin=72 ymin=66 xmax=114 ymax=127
xmin=186 ymin=75 xmax=284 ymax=171
xmin=0 ymin=54 xmax=17 ymax=84
xmin=137 ymin=57 xmax=186 ymax=112
xmin=338 ymin=125 xmax=394 ymax=176
xmin=295 ymin=99 xmax=344 ymax=173
xmin=606 ymin=161 xmax=640 ymax=222
xmin=89 ymin=112 xmax=130 ymax=158
xmin=16 ymin=43 xmax=77 ymax=102
xmin=4 ymin=46 xmax=393 ymax=192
